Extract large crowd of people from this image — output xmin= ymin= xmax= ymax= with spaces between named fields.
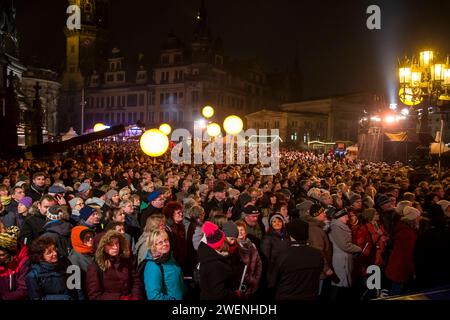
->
xmin=1 ymin=142 xmax=450 ymax=300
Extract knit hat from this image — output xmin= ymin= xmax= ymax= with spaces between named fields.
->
xmin=0 ymin=226 xmax=19 ymax=253
xmin=242 ymin=205 xmax=259 ymax=215
xmin=349 ymin=193 xmax=362 ymax=205
xmin=286 ymin=219 xmax=309 ymax=242
xmin=147 ymin=190 xmax=163 ymax=203
xmin=202 ymin=221 xmax=225 ymax=250
xmin=105 ymin=189 xmax=118 ymax=200
xmin=222 ymin=221 xmax=239 ymax=238
xmin=402 ymin=206 xmax=421 ymax=221
xmin=78 ymin=183 xmax=91 ymax=194
xmin=296 ymin=200 xmax=314 ymax=213
xmin=0 ymin=196 xmax=11 ymax=206
xmin=48 ymin=184 xmax=66 ymax=194
xmin=325 ymin=206 xmax=336 ymax=219
xmin=46 ymin=205 xmax=64 ymax=221
xmin=309 ymin=204 xmax=324 ymax=217
xmin=71 ymin=226 xmax=95 ymax=255
xmin=79 ymin=205 xmax=96 ymax=221
xmin=280 ymin=189 xmax=292 ymax=198
xmin=333 ymin=208 xmax=348 ymax=219
xmin=269 ymin=214 xmax=286 ymax=226
xmin=14 ymin=181 xmax=27 ymax=188
xmin=437 ymin=200 xmax=450 ymax=217
xmin=18 ymin=196 xmax=33 ymax=209
xmin=375 ymin=194 xmax=391 ymax=207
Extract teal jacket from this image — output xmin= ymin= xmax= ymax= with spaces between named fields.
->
xmin=143 ymin=252 xmax=186 ymax=300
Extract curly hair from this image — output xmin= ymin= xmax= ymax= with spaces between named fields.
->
xmin=29 ymin=236 xmax=56 ymax=264
xmin=95 ymin=230 xmax=130 ymax=272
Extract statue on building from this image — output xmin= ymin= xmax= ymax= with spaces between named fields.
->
xmin=0 ymin=2 xmax=18 ymax=55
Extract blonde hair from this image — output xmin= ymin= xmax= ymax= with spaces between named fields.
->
xmin=146 ymin=229 xmax=169 ymax=255
xmin=144 ymin=213 xmax=165 ymax=233
xmin=119 ymin=187 xmax=131 ymax=199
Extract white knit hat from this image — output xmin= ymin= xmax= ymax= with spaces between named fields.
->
xmin=402 ymin=206 xmax=421 ymax=221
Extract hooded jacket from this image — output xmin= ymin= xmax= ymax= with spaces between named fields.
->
xmin=197 ymin=241 xmax=236 ymax=300
xmin=143 ymin=251 xmax=186 ymax=300
xmin=0 ymin=245 xmax=30 ymax=300
xmin=68 ymin=226 xmax=94 ymax=272
xmin=86 ymin=231 xmax=143 ymax=300
xmin=41 ymin=220 xmax=73 ymax=258
xmin=19 ymin=213 xmax=47 ymax=245
xmin=238 ymin=238 xmax=262 ymax=296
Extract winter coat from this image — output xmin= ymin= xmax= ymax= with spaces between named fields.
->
xmin=26 ymin=260 xmax=75 ymax=300
xmin=68 ymin=250 xmax=94 ymax=273
xmin=238 ymin=238 xmax=262 ymax=296
xmin=192 ymin=225 xmax=204 ymax=251
xmin=125 ymin=214 xmax=142 ymax=244
xmin=2 ymin=211 xmax=25 ymax=229
xmin=197 ymin=241 xmax=237 ymax=300
xmin=204 ymin=197 xmax=226 ymax=219
xmin=86 ymin=256 xmax=143 ymax=300
xmin=19 ymin=214 xmax=47 ymax=245
xmin=302 ymin=216 xmax=333 ymax=279
xmin=260 ymin=230 xmax=290 ymax=281
xmin=350 ymin=223 xmax=374 ymax=277
xmin=143 ymin=251 xmax=186 ymax=300
xmin=365 ymin=222 xmax=388 ymax=267
xmin=86 ymin=231 xmax=143 ymax=300
xmin=41 ymin=220 xmax=73 ymax=258
xmin=25 ymin=184 xmax=46 ymax=203
xmin=186 ymin=221 xmax=200 ymax=275
xmin=0 ymin=245 xmax=30 ymax=300
xmin=169 ymin=221 xmax=187 ymax=272
xmin=385 ymin=221 xmax=417 ymax=283
xmin=328 ymin=219 xmax=362 ymax=287
xmin=269 ymin=242 xmax=323 ymax=300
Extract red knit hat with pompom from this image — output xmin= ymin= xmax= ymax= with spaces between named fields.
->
xmin=202 ymin=221 xmax=225 ymax=250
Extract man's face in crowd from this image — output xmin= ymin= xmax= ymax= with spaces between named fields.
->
xmin=381 ymin=202 xmax=394 ymax=211
xmin=166 ymin=177 xmax=175 ymax=188
xmin=244 ymin=213 xmax=260 ymax=227
xmin=38 ymin=199 xmax=56 ymax=215
xmin=352 ymin=198 xmax=363 ymax=210
xmin=87 ymin=210 xmax=101 ymax=225
xmin=215 ymin=191 xmax=226 ymax=201
xmin=152 ymin=196 xmax=165 ymax=208
xmin=33 ymin=175 xmax=46 ymax=187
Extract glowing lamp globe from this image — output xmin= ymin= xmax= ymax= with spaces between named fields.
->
xmin=399 ymin=87 xmax=423 ymax=106
xmin=140 ymin=129 xmax=169 ymax=157
xmin=223 ymin=115 xmax=243 ymax=135
xmin=202 ymin=106 xmax=215 ymax=119
xmin=207 ymin=123 xmax=221 ymax=137
xmin=159 ymin=123 xmax=172 ymax=135
xmin=93 ymin=123 xmax=107 ymax=132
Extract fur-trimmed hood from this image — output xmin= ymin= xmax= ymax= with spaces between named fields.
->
xmin=95 ymin=230 xmax=130 ymax=272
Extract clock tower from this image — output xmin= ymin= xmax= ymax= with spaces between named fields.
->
xmin=60 ymin=0 xmax=109 ymax=133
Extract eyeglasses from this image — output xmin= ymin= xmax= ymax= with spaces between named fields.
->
xmin=155 ymin=239 xmax=170 ymax=246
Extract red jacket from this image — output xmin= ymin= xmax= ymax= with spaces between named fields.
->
xmin=0 ymin=245 xmax=30 ymax=300
xmin=366 ymin=222 xmax=388 ymax=266
xmin=350 ymin=223 xmax=374 ymax=277
xmin=385 ymin=221 xmax=417 ymax=283
xmin=86 ymin=257 xmax=143 ymax=300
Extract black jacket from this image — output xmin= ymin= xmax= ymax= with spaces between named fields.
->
xmin=140 ymin=204 xmax=162 ymax=228
xmin=269 ymin=242 xmax=323 ymax=300
xmin=25 ymin=184 xmax=46 ymax=202
xmin=204 ymin=197 xmax=226 ymax=220
xmin=19 ymin=214 xmax=47 ymax=245
xmin=197 ymin=242 xmax=236 ymax=300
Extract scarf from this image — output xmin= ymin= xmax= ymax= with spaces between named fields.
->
xmin=71 ymin=226 xmax=94 ymax=255
xmin=1 ymin=195 xmax=11 ymax=206
xmin=31 ymin=183 xmax=46 ymax=194
xmin=152 ymin=252 xmax=171 ymax=264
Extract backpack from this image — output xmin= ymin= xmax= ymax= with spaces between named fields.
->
xmin=136 ymin=259 xmax=166 ymax=300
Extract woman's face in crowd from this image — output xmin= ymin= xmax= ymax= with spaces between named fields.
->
xmin=83 ymin=232 xmax=94 ymax=247
xmin=270 ymin=196 xmax=277 ymax=205
xmin=154 ymin=234 xmax=170 ymax=255
xmin=105 ymin=238 xmax=120 ymax=257
xmin=237 ymin=225 xmax=246 ymax=241
xmin=373 ymin=212 xmax=380 ymax=222
xmin=17 ymin=203 xmax=28 ymax=215
xmin=271 ymin=218 xmax=283 ymax=231
xmin=115 ymin=225 xmax=125 ymax=234
xmin=280 ymin=206 xmax=288 ymax=217
xmin=114 ymin=210 xmax=126 ymax=223
xmin=43 ymin=245 xmax=58 ymax=264
xmin=173 ymin=209 xmax=183 ymax=223
xmin=112 ymin=194 xmax=120 ymax=203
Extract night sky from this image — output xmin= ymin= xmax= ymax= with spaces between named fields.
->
xmin=13 ymin=0 xmax=450 ymax=100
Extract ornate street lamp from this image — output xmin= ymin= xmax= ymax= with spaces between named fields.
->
xmin=398 ymin=50 xmax=450 ymax=176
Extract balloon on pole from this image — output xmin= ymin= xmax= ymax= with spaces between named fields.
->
xmin=159 ymin=123 xmax=172 ymax=135
xmin=206 ymin=122 xmax=221 ymax=137
xmin=93 ymin=123 xmax=107 ymax=132
xmin=202 ymin=106 xmax=215 ymax=119
xmin=223 ymin=115 xmax=243 ymax=135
